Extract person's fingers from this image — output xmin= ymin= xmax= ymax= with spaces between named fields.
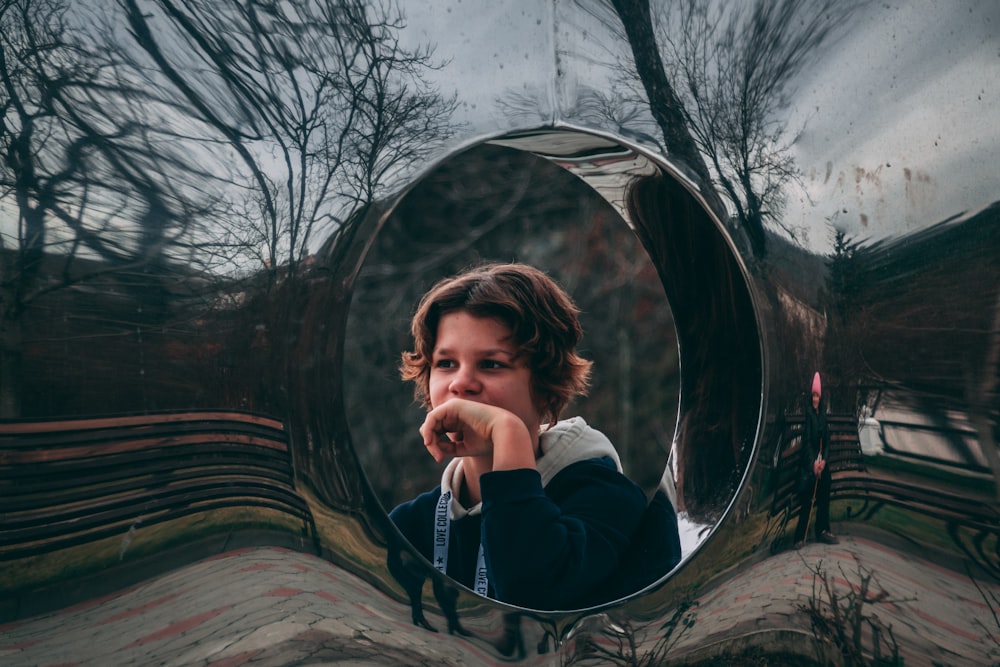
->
xmin=419 ymin=415 xmax=449 ymax=462
xmin=420 ymin=408 xmax=473 ymax=462
xmin=418 ymin=399 xmax=501 ymax=461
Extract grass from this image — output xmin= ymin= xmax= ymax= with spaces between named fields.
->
xmin=864 ymin=453 xmax=994 ymax=497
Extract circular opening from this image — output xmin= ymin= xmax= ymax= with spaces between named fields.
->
xmin=343 ymin=127 xmax=762 ymax=610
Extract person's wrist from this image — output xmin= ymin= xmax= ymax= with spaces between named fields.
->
xmin=489 ymin=413 xmax=535 ymax=471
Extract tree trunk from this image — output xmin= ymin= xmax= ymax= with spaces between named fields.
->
xmin=610 ymin=0 xmax=727 ymax=222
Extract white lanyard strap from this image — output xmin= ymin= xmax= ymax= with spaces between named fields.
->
xmin=433 ymin=491 xmax=451 ymax=572
xmin=433 ymin=490 xmax=489 ymax=596
xmin=473 ymin=544 xmax=488 ymax=596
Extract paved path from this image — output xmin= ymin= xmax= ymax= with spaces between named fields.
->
xmin=664 ymin=534 xmax=1000 ymax=666
xmin=1 ymin=534 xmax=998 ymax=666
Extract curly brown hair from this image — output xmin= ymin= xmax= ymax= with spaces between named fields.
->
xmin=400 ymin=263 xmax=592 ymax=425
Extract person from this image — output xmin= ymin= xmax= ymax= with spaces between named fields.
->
xmin=793 ymin=371 xmax=839 ymax=547
xmin=387 ymin=262 xmax=680 ymax=610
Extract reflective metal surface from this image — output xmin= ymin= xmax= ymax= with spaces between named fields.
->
xmin=1 ymin=0 xmax=998 ymax=664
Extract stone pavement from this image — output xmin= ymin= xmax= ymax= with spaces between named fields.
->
xmin=1 ymin=534 xmax=998 ymax=666
xmin=662 ymin=533 xmax=1000 ymax=666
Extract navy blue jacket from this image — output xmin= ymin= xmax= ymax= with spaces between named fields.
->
xmin=389 ymin=456 xmax=680 ymax=610
xmin=798 ymin=399 xmax=831 ymax=480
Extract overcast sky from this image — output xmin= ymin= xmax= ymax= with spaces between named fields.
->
xmin=399 ymin=0 xmax=1000 ymax=254
xmin=783 ymin=0 xmax=1000 ymax=250
xmin=3 ymin=1 xmax=996 ymax=258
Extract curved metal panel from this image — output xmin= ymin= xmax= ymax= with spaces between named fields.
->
xmin=1 ymin=0 xmax=998 ymax=665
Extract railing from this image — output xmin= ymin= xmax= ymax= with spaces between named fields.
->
xmin=0 ymin=411 xmax=315 ymax=561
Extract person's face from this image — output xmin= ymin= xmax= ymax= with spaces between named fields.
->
xmin=429 ymin=310 xmax=543 ymax=452
xmin=812 ymin=391 xmax=820 ymax=410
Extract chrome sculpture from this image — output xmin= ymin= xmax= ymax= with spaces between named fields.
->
xmin=1 ymin=1 xmax=997 ymax=664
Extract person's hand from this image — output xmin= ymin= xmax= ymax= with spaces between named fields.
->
xmin=813 ymin=458 xmax=826 ymax=477
xmin=419 ymin=398 xmax=529 ymax=464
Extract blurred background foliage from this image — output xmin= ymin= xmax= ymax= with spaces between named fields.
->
xmin=344 ymin=143 xmax=680 ymax=508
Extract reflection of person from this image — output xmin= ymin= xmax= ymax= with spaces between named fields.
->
xmin=793 ymin=372 xmax=839 ymax=547
xmin=388 ymin=262 xmax=679 ymax=610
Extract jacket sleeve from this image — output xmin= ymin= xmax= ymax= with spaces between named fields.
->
xmin=800 ymin=413 xmax=819 ymax=473
xmin=478 ymin=459 xmax=647 ymax=610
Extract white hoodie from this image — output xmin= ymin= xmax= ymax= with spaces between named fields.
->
xmin=440 ymin=416 xmax=676 ymax=518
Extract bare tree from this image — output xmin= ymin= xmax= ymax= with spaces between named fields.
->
xmin=602 ymin=0 xmax=719 ymax=192
xmin=1 ymin=0 xmax=216 ymax=416
xmin=2 ymin=0 xmax=458 ymax=419
xmin=655 ymin=0 xmax=850 ymax=258
xmin=120 ymin=0 xmax=458 ymax=278
xmin=600 ymin=0 xmax=854 ymax=259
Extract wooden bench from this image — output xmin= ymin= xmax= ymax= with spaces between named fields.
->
xmin=768 ymin=414 xmax=998 ymax=535
xmin=0 ymin=411 xmax=315 ymax=561
xmin=769 ymin=415 xmax=865 ymax=516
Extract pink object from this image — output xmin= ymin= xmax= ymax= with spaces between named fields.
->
xmin=811 ymin=372 xmax=822 ymax=397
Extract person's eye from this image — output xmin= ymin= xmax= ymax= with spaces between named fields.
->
xmin=480 ymin=359 xmax=507 ymax=370
xmin=434 ymin=359 xmax=455 ymax=369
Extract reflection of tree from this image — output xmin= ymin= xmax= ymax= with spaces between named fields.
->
xmin=113 ymin=0 xmax=461 ymax=478
xmin=0 ymin=0 xmax=213 ymax=416
xmin=498 ymin=84 xmax=663 ymax=151
xmin=823 ymin=205 xmax=1000 ymax=497
xmin=605 ymin=0 xmax=853 ymax=258
xmin=1 ymin=0 xmax=458 ymax=421
xmin=121 ymin=0 xmax=457 ymax=277
xmin=604 ymin=0 xmax=714 ymax=188
xmin=819 ymin=227 xmax=864 ymax=402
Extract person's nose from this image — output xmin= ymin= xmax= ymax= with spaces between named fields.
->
xmin=449 ymin=365 xmax=482 ymax=396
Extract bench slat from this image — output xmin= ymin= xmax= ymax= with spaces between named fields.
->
xmin=0 ymin=411 xmax=314 ymax=562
